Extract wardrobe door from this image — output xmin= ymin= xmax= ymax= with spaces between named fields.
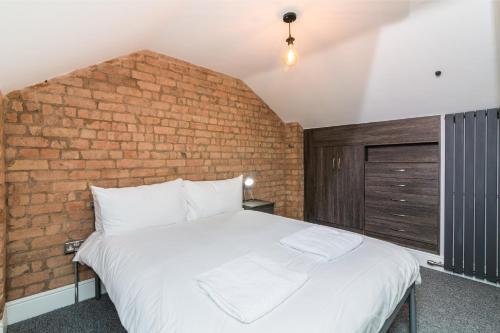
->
xmin=311 ymin=146 xmax=338 ymax=225
xmin=336 ymin=145 xmax=365 ymax=230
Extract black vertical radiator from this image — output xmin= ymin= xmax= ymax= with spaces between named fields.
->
xmin=444 ymin=109 xmax=499 ymax=283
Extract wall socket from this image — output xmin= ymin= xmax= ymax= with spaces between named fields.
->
xmin=64 ymin=240 xmax=85 ymax=254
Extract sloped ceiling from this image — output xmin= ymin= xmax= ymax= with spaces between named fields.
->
xmin=1 ymin=0 xmax=499 ymax=128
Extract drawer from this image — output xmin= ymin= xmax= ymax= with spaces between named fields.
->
xmin=366 ymin=191 xmax=439 ymax=210
xmin=365 ymin=203 xmax=438 ymax=227
xmin=365 ymin=230 xmax=439 ymax=253
xmin=365 ymin=217 xmax=438 ymax=245
xmin=365 ymin=162 xmax=439 ymax=180
xmin=365 ymin=177 xmax=439 ymax=196
xmin=366 ymin=143 xmax=439 ymax=163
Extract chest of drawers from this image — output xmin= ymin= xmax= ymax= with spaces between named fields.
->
xmin=364 ymin=146 xmax=440 ymax=253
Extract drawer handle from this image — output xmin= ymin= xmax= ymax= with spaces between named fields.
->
xmin=392 ymin=213 xmax=407 ymax=217
xmin=394 ymin=169 xmax=406 ymax=172
xmin=390 ymin=228 xmax=406 ymax=232
xmin=392 ymin=184 xmax=407 ymax=187
xmin=391 ymin=199 xmax=407 ymax=202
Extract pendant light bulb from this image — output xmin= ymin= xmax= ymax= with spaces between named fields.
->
xmin=286 ymin=43 xmax=298 ymax=66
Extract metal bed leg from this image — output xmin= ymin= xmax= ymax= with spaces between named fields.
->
xmin=95 ymin=274 xmax=101 ymax=300
xmin=408 ymin=284 xmax=417 ymax=333
xmin=73 ymin=261 xmax=79 ymax=304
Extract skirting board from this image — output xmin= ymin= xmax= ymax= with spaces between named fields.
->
xmin=406 ymin=247 xmax=499 ymax=288
xmin=5 ymin=278 xmax=106 ymax=326
xmin=406 ymin=247 xmax=443 ymax=269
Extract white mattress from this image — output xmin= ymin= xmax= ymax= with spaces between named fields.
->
xmin=75 ymin=210 xmax=420 ymax=333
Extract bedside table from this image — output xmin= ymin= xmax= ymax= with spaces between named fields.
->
xmin=242 ymin=199 xmax=275 ymax=214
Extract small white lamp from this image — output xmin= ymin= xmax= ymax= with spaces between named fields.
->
xmin=244 ymin=176 xmax=255 ymax=201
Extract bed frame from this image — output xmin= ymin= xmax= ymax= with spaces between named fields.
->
xmin=379 ymin=283 xmax=417 ymax=333
xmin=73 ymin=262 xmax=101 ymax=302
xmin=78 ymin=266 xmax=416 ymax=333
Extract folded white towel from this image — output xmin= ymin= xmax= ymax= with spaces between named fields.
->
xmin=196 ymin=253 xmax=309 ymax=323
xmin=280 ymin=226 xmax=363 ymax=261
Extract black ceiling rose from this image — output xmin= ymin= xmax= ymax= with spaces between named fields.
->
xmin=283 ymin=12 xmax=296 ymax=23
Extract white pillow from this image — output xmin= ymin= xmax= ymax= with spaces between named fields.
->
xmin=183 ymin=175 xmax=243 ymax=221
xmin=91 ymin=179 xmax=186 ymax=236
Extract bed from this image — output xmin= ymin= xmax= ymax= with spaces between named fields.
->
xmin=75 ymin=209 xmax=420 ymax=333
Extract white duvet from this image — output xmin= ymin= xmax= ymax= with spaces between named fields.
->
xmin=75 ymin=210 xmax=420 ymax=333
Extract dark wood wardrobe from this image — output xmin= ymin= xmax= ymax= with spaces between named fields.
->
xmin=304 ymin=116 xmax=441 ymax=254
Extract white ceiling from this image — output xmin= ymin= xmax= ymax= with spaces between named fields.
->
xmin=1 ymin=0 xmax=499 ymax=128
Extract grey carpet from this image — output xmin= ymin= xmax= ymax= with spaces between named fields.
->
xmin=389 ymin=267 xmax=500 ymax=333
xmin=8 ymin=267 xmax=500 ymax=333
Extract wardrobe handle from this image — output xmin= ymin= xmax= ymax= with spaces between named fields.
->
xmin=332 ymin=157 xmax=336 ymax=170
xmin=391 ymin=199 xmax=407 ymax=202
xmin=392 ymin=184 xmax=407 ymax=187
xmin=392 ymin=213 xmax=408 ymax=217
xmin=394 ymin=169 xmax=406 ymax=172
xmin=338 ymin=157 xmax=341 ymax=170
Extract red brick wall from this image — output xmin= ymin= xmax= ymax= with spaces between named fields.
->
xmin=3 ymin=50 xmax=304 ymax=300
xmin=0 ymin=92 xmax=6 ymax=316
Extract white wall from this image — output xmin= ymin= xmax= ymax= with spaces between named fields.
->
xmin=246 ymin=0 xmax=500 ymax=128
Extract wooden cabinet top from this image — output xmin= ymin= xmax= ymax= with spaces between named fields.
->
xmin=305 ymin=116 xmax=440 ymax=146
